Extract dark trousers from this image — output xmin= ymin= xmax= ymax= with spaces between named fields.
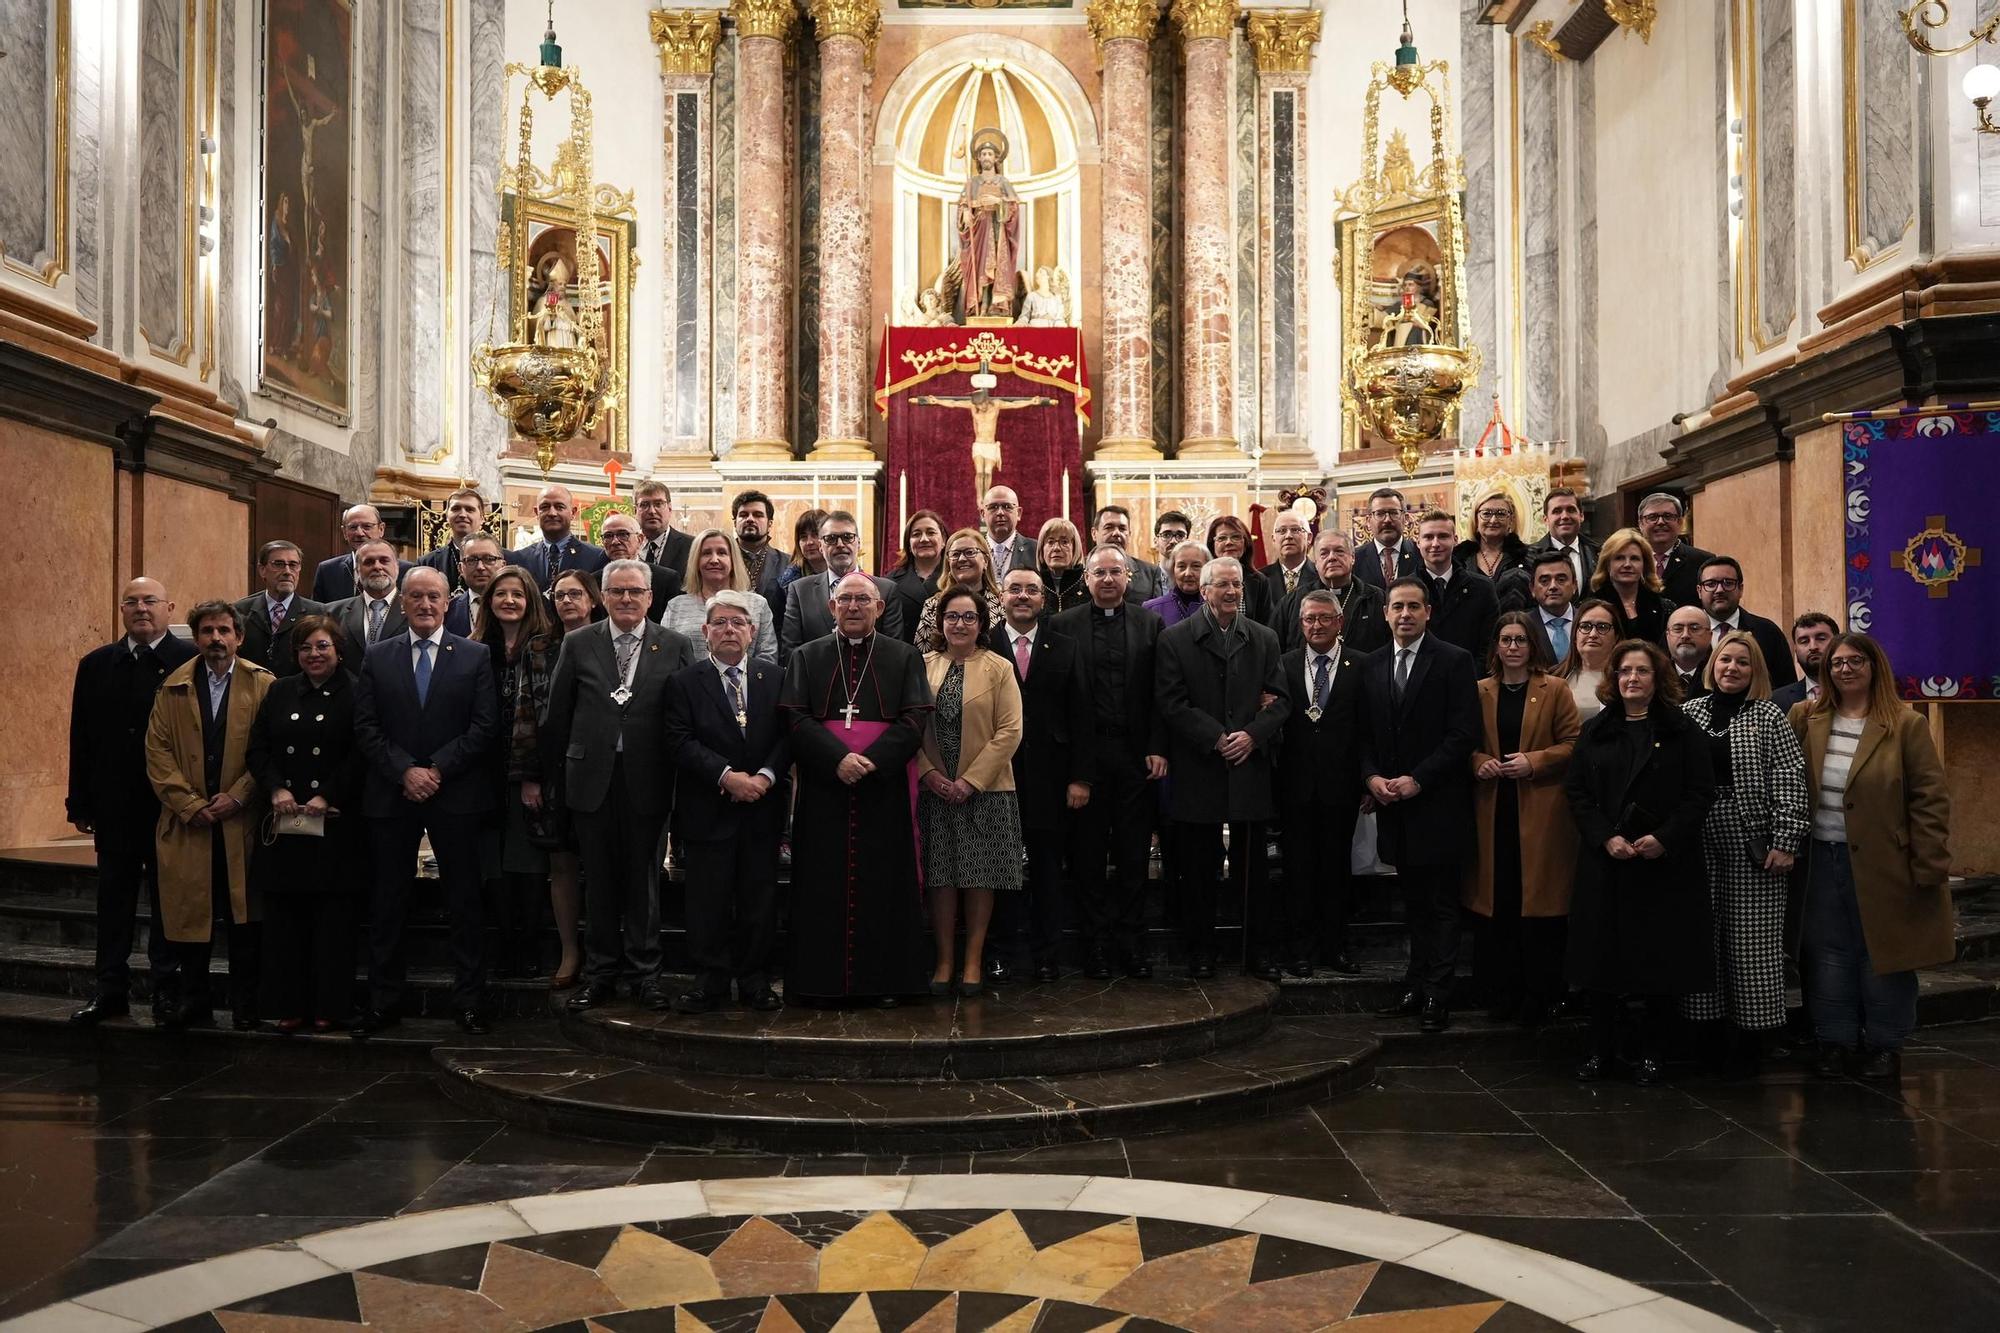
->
xmin=91 ymin=818 xmax=179 ymax=1001
xmin=994 ymin=824 xmax=1066 ymax=966
xmin=1398 ymin=864 xmax=1463 ymax=1001
xmin=681 ymin=827 xmax=780 ymax=998
xmin=1280 ymin=801 xmax=1359 ymax=962
xmin=366 ymin=812 xmax=484 ymax=1012
xmin=180 ymin=832 xmax=259 ymax=1016
xmin=1803 ymin=840 xmax=1919 ymax=1050
xmin=573 ymin=758 xmax=666 ymax=988
xmin=1068 ymin=746 xmax=1152 ymax=957
xmin=1589 ymin=991 xmax=1672 ymax=1062
xmin=260 ymin=893 xmax=356 ymax=1021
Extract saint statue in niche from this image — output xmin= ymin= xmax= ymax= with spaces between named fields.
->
xmin=1377 ymin=264 xmax=1439 ymax=349
xmin=1014 ymin=266 xmax=1070 ymax=326
xmin=530 ymin=252 xmax=582 ymax=349
xmin=955 ymin=128 xmax=1022 ymax=322
xmin=911 ymin=367 xmax=1057 ymax=508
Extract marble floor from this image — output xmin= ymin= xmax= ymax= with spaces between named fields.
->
xmin=4 ymin=1022 xmax=2000 ymax=1331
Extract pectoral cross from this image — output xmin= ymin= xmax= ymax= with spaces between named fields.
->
xmin=839 ymin=701 xmax=860 ymax=730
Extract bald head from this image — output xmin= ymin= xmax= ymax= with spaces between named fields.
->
xmin=119 ymin=577 xmax=173 ymax=641
xmin=340 ymin=504 xmax=385 ymax=551
xmin=535 ymin=485 xmax=577 ymax=542
xmin=1666 ymin=604 xmax=1712 ymax=670
xmin=401 ymin=565 xmax=449 ymax=635
xmin=830 ymin=571 xmax=883 ymax=638
xmin=982 ymin=485 xmax=1022 ymax=541
xmin=599 ymin=511 xmax=645 ymax=563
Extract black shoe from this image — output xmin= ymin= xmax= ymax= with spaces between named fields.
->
xmin=1575 ymin=1054 xmax=1612 ymax=1082
xmin=956 ymin=979 xmax=984 ymax=999
xmin=1420 ymin=998 xmax=1450 ymax=1033
xmin=69 ymin=996 xmax=129 ymax=1025
xmin=149 ymin=999 xmax=176 ymax=1025
xmin=230 ymin=1010 xmax=258 ymax=1032
xmin=1188 ymin=958 xmax=1213 ymax=980
xmin=455 ymin=1010 xmax=490 ymax=1036
xmin=567 ymin=981 xmax=617 ymax=1011
xmin=1813 ymin=1042 xmax=1850 ymax=1078
xmin=928 ymin=979 xmax=953 ymax=997
xmin=671 ymin=991 xmax=714 ymax=1015
xmin=1033 ymin=963 xmax=1059 ymax=983
xmin=350 ymin=1009 xmax=401 ymax=1039
xmin=1375 ymin=990 xmax=1422 ymax=1018
xmin=1085 ymin=949 xmax=1112 ymax=981
xmin=1631 ymin=1057 xmax=1665 ymax=1086
xmin=1250 ymin=961 xmax=1284 ymax=983
xmin=744 ymin=988 xmax=783 ymax=1011
xmin=986 ymin=958 xmax=1013 ymax=984
xmin=1126 ymin=959 xmax=1154 ymax=980
xmin=1856 ymin=1047 xmax=1901 ymax=1082
xmin=1285 ymin=959 xmax=1314 ymax=979
xmin=1324 ymin=953 xmax=1361 ymax=976
xmin=639 ymin=981 xmax=674 ymax=1011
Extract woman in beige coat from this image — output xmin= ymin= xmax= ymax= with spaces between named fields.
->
xmin=1791 ymin=632 xmax=1954 ymax=1081
xmin=1465 ymin=612 xmax=1581 ymax=1026
xmin=917 ymin=587 xmax=1024 ymax=997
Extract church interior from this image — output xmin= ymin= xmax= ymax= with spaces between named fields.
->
xmin=5 ymin=0 xmax=2000 ymax=1328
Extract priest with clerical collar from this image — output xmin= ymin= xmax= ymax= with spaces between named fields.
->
xmin=778 ymin=571 xmax=935 ymax=1005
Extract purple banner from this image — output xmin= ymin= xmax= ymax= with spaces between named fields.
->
xmin=1845 ymin=413 xmax=2000 ymax=699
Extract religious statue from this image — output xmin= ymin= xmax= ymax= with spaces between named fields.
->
xmin=906 ymin=287 xmax=952 ymax=328
xmin=530 ymin=252 xmax=582 ymax=349
xmin=1014 ymin=266 xmax=1070 ymax=327
xmin=1377 ymin=266 xmax=1439 ymax=349
xmin=909 ymin=373 xmax=1057 ymax=509
xmin=955 ymin=128 xmax=1022 ymax=322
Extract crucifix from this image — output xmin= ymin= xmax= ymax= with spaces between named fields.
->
xmin=839 ymin=701 xmax=860 ymax=730
xmin=909 ymin=360 xmax=1057 ymax=510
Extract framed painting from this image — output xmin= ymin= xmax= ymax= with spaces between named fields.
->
xmin=501 ymin=191 xmax=638 ymax=460
xmin=256 ymin=0 xmax=353 ymax=422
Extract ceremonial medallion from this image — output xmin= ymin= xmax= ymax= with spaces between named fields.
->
xmin=610 ymin=685 xmax=632 ymax=706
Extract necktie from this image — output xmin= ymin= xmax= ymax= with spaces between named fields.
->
xmin=1285 ymin=567 xmax=1299 ymax=595
xmin=1547 ymin=616 xmax=1570 ymax=661
xmin=414 ymin=639 xmax=433 ymax=705
xmin=1013 ymin=633 xmax=1032 ymax=681
xmin=725 ymin=664 xmax=747 ymax=732
xmin=1394 ymin=646 xmax=1412 ymax=701
xmin=615 ymin=631 xmax=639 ymax=688
xmin=646 ymin=536 xmax=664 ymax=566
xmin=1312 ymin=654 xmax=1330 ymax=712
xmin=993 ymin=543 xmax=1010 ymax=576
xmin=547 ymin=542 xmax=564 ymax=579
xmin=1381 ymin=545 xmax=1397 ymax=581
xmin=366 ymin=598 xmax=385 ymax=643
xmin=270 ymin=599 xmax=286 ymax=631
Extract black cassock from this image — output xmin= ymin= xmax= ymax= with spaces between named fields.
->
xmin=779 ymin=632 xmax=934 ymax=999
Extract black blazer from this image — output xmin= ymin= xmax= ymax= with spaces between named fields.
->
xmin=419 ymin=543 xmax=464 ymax=593
xmin=352 ymin=631 xmax=500 ymax=818
xmin=885 ymin=566 xmax=937 ymax=645
xmin=232 ymin=593 xmax=330 ymax=676
xmin=1156 ymin=614 xmax=1291 ymax=823
xmin=1769 ymin=678 xmax=1812 ymax=713
xmin=1353 ymin=538 xmax=1421 ymax=591
xmin=647 ymin=527 xmax=694 ymax=578
xmin=312 ymin=552 xmax=414 ymax=603
xmin=1526 ymin=532 xmax=1601 ymax=592
xmin=1259 ymin=560 xmax=1320 ymax=611
xmin=747 ymin=544 xmax=791 ymax=622
xmin=248 ymin=670 xmax=363 ymax=815
xmin=1358 ymin=635 xmax=1481 ymax=868
xmin=1051 ymin=601 xmax=1168 ymax=758
xmin=987 ymin=623 xmax=1093 ymax=828
xmin=66 ymin=634 xmax=197 ymax=827
xmin=1719 ymin=608 xmax=1799 ymax=688
xmin=1657 ymin=541 xmax=1717 ymax=609
xmin=1276 ymin=644 xmax=1365 ymax=811
xmin=1273 ymin=580 xmax=1388 ymax=656
xmin=1599 ymin=585 xmax=1674 ymax=646
xmin=506 ymin=536 xmax=610 ymax=592
xmin=1425 ymin=569 xmax=1501 ymax=664
xmin=662 ymin=655 xmax=791 ymax=843
xmin=781 ymin=570 xmax=905 ymax=660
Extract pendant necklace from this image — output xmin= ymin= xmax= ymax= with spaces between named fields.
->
xmin=837 ymin=635 xmax=877 ymax=730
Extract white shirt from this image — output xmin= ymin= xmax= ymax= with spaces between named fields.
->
xmin=362 ymin=595 xmax=393 ymax=640
xmin=204 ymin=663 xmax=233 ymax=717
xmin=408 ymin=627 xmax=445 ymax=674
xmin=265 ymin=592 xmax=295 ymax=620
xmin=711 ymin=655 xmax=777 ymax=782
xmin=1710 ymin=611 xmax=1741 ymax=635
xmin=1392 ymin=634 xmax=1428 ymax=672
xmin=1005 ymin=624 xmax=1039 ymax=653
xmin=1548 ymin=539 xmax=1586 ymax=583
xmin=1426 ymin=563 xmax=1455 ymax=588
xmin=1302 ymin=640 xmax=1343 ymax=709
xmin=126 ymin=631 xmax=170 ymax=657
xmin=1541 ymin=605 xmax=1575 ymax=633
xmin=1374 ymin=540 xmax=1404 ymax=574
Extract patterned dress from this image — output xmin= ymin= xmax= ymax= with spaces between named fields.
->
xmin=918 ymin=662 xmax=1024 ymax=891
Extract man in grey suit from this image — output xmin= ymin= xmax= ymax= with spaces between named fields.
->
xmin=233 ymin=541 xmax=327 ymax=675
xmin=541 ymin=558 xmax=699 ymax=1011
xmin=779 ymin=509 xmax=902 ymax=659
xmin=982 ymin=486 xmax=1038 ymax=579
xmin=326 ymin=540 xmax=408 ymax=659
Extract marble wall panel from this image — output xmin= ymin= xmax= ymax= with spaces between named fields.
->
xmin=75 ymin=7 xmax=102 ymax=322
xmin=466 ymin=0 xmax=507 ymax=485
xmin=1574 ymin=61 xmax=1600 ymax=456
xmin=1270 ymin=88 xmax=1296 ymax=438
xmin=712 ymin=36 xmax=738 ymax=459
xmin=1756 ymin=0 xmax=1796 ymax=344
xmin=672 ymin=91 xmax=702 ymax=442
xmin=1232 ymin=36 xmax=1258 ymax=455
xmin=1149 ymin=32 xmax=1176 ymax=453
xmin=400 ymin=0 xmax=444 ymax=461
xmin=0 ymin=5 xmax=53 ymax=269
xmin=1693 ymin=461 xmax=1784 ymax=621
xmin=1942 ymin=706 xmax=2000 ymax=874
xmin=138 ymin=0 xmax=187 ymax=355
xmin=1789 ymin=421 xmax=1845 ymax=626
xmin=1459 ymin=0 xmax=1495 ymax=450
xmin=1855 ymin=0 xmax=1915 ymax=260
xmin=141 ymin=473 xmax=252 ymax=609
xmin=795 ymin=44 xmax=822 ymax=452
xmin=216 ymin=0 xmax=242 ymax=409
xmin=1519 ymin=49 xmax=1559 ymax=441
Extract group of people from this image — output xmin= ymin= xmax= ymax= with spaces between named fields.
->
xmin=64 ymin=480 xmax=1954 ymax=1085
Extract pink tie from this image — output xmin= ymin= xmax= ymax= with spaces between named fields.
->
xmin=1013 ymin=634 xmax=1032 ymax=680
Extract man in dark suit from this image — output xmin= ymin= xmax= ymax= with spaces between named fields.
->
xmin=1413 ymin=509 xmax=1499 ymax=663
xmin=636 ymin=480 xmax=694 ymax=577
xmin=1525 ymin=487 xmax=1600 ymax=592
xmin=662 ymin=590 xmax=789 ymax=1012
xmin=1093 ymin=505 xmax=1163 ymax=603
xmin=443 ymin=534 xmax=507 ymax=636
xmin=418 ymin=487 xmax=488 ymax=593
xmin=982 ymin=485 xmax=1039 ymax=580
xmin=233 ymin=541 xmax=327 ymax=675
xmin=1053 ymin=546 xmax=1169 ymax=978
xmin=1354 ymin=487 xmax=1421 ymax=590
xmin=1274 ymin=527 xmax=1386 ymax=654
xmin=312 ymin=503 xmax=413 ymax=602
xmin=1696 ymin=555 xmax=1798 ymax=688
xmin=327 ymin=540 xmax=409 ymax=656
xmin=1361 ymin=576 xmax=1481 ymax=1032
xmin=1526 ymin=549 xmax=1581 ymax=665
xmin=1156 ymin=557 xmax=1291 ymax=978
xmin=352 ymin=566 xmax=499 ymax=1036
xmin=1259 ymin=509 xmax=1319 ymax=607
xmin=599 ymin=511 xmax=685 ymax=620
xmin=1667 ymin=605 xmax=1714 ymax=700
xmin=1638 ymin=491 xmax=1715 ymax=608
xmin=1277 ymin=590 xmax=1367 ymax=976
xmin=779 ymin=509 xmax=902 ymax=658
xmin=542 ymin=559 xmax=699 ymax=1011
xmin=731 ymin=489 xmax=791 ymax=621
xmin=66 ymin=578 xmax=195 ymax=1024
xmin=1771 ymin=611 xmax=1838 ymax=713
xmin=507 ymin=483 xmax=609 ymax=592
xmin=989 ymin=567 xmax=1091 ymax=981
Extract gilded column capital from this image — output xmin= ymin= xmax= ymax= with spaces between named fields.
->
xmin=650 ymin=10 xmax=722 ymax=75
xmin=808 ymin=0 xmax=880 ymax=64
xmin=1244 ymin=9 xmax=1321 ymax=74
xmin=1086 ymin=0 xmax=1161 ymax=48
xmin=1170 ymin=0 xmax=1236 ymax=45
xmin=731 ymin=0 xmax=798 ymax=43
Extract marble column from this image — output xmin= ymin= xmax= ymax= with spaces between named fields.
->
xmin=728 ymin=0 xmax=796 ymax=459
xmin=1086 ymin=0 xmax=1160 ymax=459
xmin=1172 ymin=0 xmax=1238 ymax=457
xmin=807 ymin=0 xmax=879 ymax=460
xmin=1244 ymin=10 xmax=1319 ymax=472
xmin=652 ymin=11 xmax=722 ymax=458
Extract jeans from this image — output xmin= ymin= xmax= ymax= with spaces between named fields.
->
xmin=1803 ymin=839 xmax=1918 ymax=1050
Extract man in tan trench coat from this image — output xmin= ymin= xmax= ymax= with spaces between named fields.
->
xmin=146 ymin=600 xmax=273 ymax=1029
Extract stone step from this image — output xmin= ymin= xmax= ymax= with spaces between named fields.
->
xmin=431 ymin=1013 xmax=1379 ymax=1152
xmin=558 ymin=975 xmax=1276 ymax=1080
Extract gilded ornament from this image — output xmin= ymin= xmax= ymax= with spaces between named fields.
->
xmin=1245 ymin=10 xmax=1322 ymax=74
xmin=1525 ymin=20 xmax=1567 ymax=62
xmin=1085 ymin=0 xmax=1161 ymax=46
xmin=649 ymin=10 xmax=722 ymax=75
xmin=810 ymin=0 xmax=880 ymax=42
xmin=731 ymin=0 xmax=798 ymax=43
xmin=1897 ymin=0 xmax=2000 ymax=57
xmin=1171 ymin=0 xmax=1237 ymax=46
xmin=1602 ymin=0 xmax=1658 ymax=43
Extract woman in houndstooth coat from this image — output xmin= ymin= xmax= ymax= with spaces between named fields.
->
xmin=1680 ymin=630 xmax=1811 ymax=1073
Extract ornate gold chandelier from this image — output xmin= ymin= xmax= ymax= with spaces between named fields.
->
xmin=471 ymin=12 xmax=621 ymax=474
xmin=1339 ymin=7 xmax=1481 ymax=475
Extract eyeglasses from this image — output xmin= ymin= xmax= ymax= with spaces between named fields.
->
xmin=552 ymin=590 xmax=591 ymax=602
xmin=1828 ymin=657 xmax=1869 ymax=673
xmin=463 ymin=554 xmax=504 ymax=566
xmin=707 ymin=616 xmax=753 ymax=630
xmin=832 ymin=594 xmax=875 ymax=606
xmin=1639 ymin=512 xmax=1679 ymax=524
xmin=604 ymin=586 xmax=648 ymax=599
xmin=1299 ymin=615 xmax=1341 ymax=628
xmin=1087 ymin=568 xmax=1125 ymax=580
xmin=1476 ymin=510 xmax=1513 ymax=521
xmin=941 ymin=612 xmax=981 ymax=625
xmin=1576 ymin=622 xmax=1616 ymax=635
xmin=821 ymin=532 xmax=859 ymax=545
xmin=1696 ymin=578 xmax=1741 ymax=591
xmin=121 ymin=596 xmax=166 ymax=609
xmin=984 ymin=502 xmax=1018 ymax=511
xmin=947 ymin=549 xmax=983 ymax=562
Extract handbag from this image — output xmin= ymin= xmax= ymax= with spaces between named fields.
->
xmin=1745 ymin=833 xmax=1771 ymax=868
xmin=1616 ymin=801 xmax=1660 ymax=840
xmin=262 ymin=809 xmax=326 ymax=843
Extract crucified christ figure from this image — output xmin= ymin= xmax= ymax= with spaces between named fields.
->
xmin=908 ymin=385 xmax=1057 ymax=511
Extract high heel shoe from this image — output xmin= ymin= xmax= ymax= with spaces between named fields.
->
xmin=928 ymin=979 xmax=953 ymax=997
xmin=956 ymin=979 xmax=984 ymax=998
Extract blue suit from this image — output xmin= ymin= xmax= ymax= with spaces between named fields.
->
xmin=505 ymin=535 xmax=609 ymax=592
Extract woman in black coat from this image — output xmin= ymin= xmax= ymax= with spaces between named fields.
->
xmin=1588 ymin=527 xmax=1674 ymax=645
xmin=1564 ymin=638 xmax=1715 ymax=1085
xmin=247 ymin=614 xmax=365 ymax=1032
